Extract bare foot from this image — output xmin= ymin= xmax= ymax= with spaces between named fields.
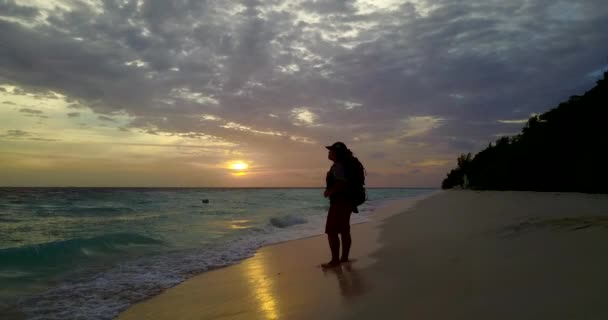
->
xmin=321 ymin=260 xmax=341 ymax=268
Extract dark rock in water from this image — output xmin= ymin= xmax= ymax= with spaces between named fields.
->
xmin=201 ymin=199 xmax=209 ymax=204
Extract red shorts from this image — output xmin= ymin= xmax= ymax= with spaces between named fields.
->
xmin=325 ymin=198 xmax=353 ymax=234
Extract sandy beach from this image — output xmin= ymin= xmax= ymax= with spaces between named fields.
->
xmin=118 ymin=190 xmax=608 ymax=320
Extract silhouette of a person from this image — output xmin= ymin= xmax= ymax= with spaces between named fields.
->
xmin=322 ymin=142 xmax=355 ymax=268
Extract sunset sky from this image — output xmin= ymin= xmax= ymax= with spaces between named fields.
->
xmin=1 ymin=0 xmax=607 ymax=187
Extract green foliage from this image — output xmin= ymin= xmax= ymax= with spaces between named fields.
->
xmin=442 ymin=72 xmax=608 ymax=193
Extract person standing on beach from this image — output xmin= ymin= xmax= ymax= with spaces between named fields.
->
xmin=323 ymin=142 xmax=357 ymax=268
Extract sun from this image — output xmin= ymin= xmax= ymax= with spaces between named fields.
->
xmin=230 ymin=162 xmax=249 ymax=171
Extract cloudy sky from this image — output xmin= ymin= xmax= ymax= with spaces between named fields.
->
xmin=1 ymin=0 xmax=607 ymax=187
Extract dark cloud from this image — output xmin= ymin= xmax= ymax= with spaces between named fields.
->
xmin=369 ymin=152 xmax=386 ymax=159
xmin=300 ymin=0 xmax=357 ymax=14
xmin=67 ymin=103 xmax=85 ymax=109
xmin=1 ymin=0 xmax=607 ymax=172
xmin=98 ymin=115 xmax=116 ymax=122
xmin=17 ymin=107 xmax=48 ymax=119
xmin=67 ymin=112 xmax=80 ymax=118
xmin=2 ymin=129 xmax=29 ymax=137
xmin=19 ymin=108 xmax=43 ymax=114
xmin=2 ymin=100 xmax=15 ymax=104
xmin=0 ymin=0 xmax=39 ymax=18
xmin=27 ymin=137 xmax=58 ymax=142
xmin=0 ymin=129 xmax=57 ymax=142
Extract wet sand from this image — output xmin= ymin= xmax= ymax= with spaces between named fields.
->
xmin=118 ymin=195 xmax=426 ymax=320
xmin=119 ymin=190 xmax=608 ymax=320
xmin=346 ymin=190 xmax=608 ymax=320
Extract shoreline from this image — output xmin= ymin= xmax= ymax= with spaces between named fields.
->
xmin=118 ymin=192 xmax=437 ymax=320
xmin=260 ymin=191 xmax=440 ymax=249
xmin=119 ymin=190 xmax=608 ymax=320
xmin=1 ymin=190 xmax=434 ymax=320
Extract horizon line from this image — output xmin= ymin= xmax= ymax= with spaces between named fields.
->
xmin=0 ymin=186 xmax=439 ymax=189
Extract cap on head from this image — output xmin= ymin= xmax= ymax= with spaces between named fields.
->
xmin=325 ymin=141 xmax=348 ymax=151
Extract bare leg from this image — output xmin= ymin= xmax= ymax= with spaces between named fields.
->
xmin=340 ymin=232 xmax=351 ymax=262
xmin=322 ymin=233 xmax=341 ymax=268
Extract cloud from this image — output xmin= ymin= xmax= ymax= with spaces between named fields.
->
xmin=98 ymin=115 xmax=116 ymax=122
xmin=0 ymin=129 xmax=58 ymax=142
xmin=497 ymin=119 xmax=528 ymax=124
xmin=410 ymin=159 xmax=451 ymax=167
xmin=27 ymin=137 xmax=58 ymax=142
xmin=1 ymin=0 xmax=607 ymax=186
xmin=369 ymin=151 xmax=386 ymax=159
xmin=17 ymin=107 xmax=48 ymax=118
xmin=2 ymin=129 xmax=29 ymax=138
xmin=67 ymin=112 xmax=80 ymax=118
xmin=492 ymin=132 xmax=520 ymax=138
xmin=19 ymin=108 xmax=43 ymax=114
xmin=0 ymin=0 xmax=39 ymax=18
xmin=395 ymin=116 xmax=445 ymax=140
xmin=67 ymin=103 xmax=85 ymax=109
xmin=290 ymin=107 xmax=318 ymax=126
xmin=221 ymin=121 xmax=284 ymax=137
xmin=300 ymin=0 xmax=358 ymax=14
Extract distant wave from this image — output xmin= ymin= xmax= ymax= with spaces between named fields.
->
xmin=35 ymin=206 xmax=136 ymax=217
xmin=0 ymin=233 xmax=163 ymax=271
xmin=269 ymin=215 xmax=308 ymax=228
xmin=67 ymin=207 xmax=136 ymax=215
xmin=307 ymin=204 xmax=330 ymax=210
xmin=0 ymin=217 xmax=21 ymax=223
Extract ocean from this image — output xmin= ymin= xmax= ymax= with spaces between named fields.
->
xmin=0 ymin=187 xmax=434 ymax=319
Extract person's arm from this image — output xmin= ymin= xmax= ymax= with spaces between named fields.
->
xmin=324 ymin=163 xmax=348 ymax=198
xmin=325 ymin=180 xmax=348 ymax=198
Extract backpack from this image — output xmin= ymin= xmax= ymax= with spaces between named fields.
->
xmin=346 ymin=157 xmax=367 ymax=207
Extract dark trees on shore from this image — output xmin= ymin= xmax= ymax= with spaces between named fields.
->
xmin=442 ymin=71 xmax=608 ymax=193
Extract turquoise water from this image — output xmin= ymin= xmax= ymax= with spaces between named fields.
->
xmin=0 ymin=187 xmax=434 ymax=319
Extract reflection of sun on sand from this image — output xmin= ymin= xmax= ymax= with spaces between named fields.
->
xmin=245 ymin=255 xmax=279 ymax=319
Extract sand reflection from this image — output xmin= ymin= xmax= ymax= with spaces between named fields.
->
xmin=244 ymin=255 xmax=279 ymax=319
xmin=322 ymin=262 xmax=366 ymax=301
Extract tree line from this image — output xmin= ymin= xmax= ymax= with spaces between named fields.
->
xmin=442 ymin=71 xmax=607 ymax=193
